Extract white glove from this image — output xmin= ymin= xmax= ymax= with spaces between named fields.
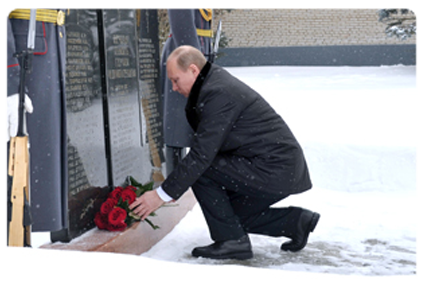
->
xmin=7 ymin=93 xmax=33 ymax=140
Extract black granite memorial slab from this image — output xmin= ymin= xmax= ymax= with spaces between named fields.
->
xmin=137 ymin=9 xmax=165 ymax=182
xmin=52 ymin=9 xmax=110 ymax=242
xmin=52 ymin=9 xmax=164 ymax=242
xmin=102 ymin=9 xmax=154 ymax=186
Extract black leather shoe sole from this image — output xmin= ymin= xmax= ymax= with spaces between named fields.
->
xmin=281 ymin=211 xmax=320 ymax=252
xmin=192 ymin=250 xmax=253 ymax=260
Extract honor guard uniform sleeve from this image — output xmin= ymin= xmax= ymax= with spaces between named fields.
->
xmin=7 ymin=19 xmax=20 ymax=96
xmin=168 ymin=10 xmax=202 ymax=50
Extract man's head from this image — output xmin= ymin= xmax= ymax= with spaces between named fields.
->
xmin=167 ymin=46 xmax=207 ymax=98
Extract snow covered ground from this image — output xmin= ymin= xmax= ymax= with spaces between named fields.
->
xmin=4 ymin=65 xmax=420 ymax=299
xmin=141 ymin=65 xmax=419 ymax=276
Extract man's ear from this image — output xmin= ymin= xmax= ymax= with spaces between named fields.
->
xmin=189 ymin=64 xmax=200 ymax=76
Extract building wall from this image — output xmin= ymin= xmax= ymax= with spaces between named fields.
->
xmin=212 ymin=9 xmax=415 ymax=66
xmin=215 ymin=9 xmax=416 ymax=48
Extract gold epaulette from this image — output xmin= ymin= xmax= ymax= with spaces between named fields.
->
xmin=9 ymin=9 xmax=65 ymax=26
xmin=199 ymin=9 xmax=212 ymax=22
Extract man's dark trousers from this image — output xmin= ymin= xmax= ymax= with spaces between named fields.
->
xmin=192 ymin=164 xmax=303 ymax=242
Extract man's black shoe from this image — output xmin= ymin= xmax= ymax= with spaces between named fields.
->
xmin=281 ymin=209 xmax=320 ymax=252
xmin=192 ymin=235 xmax=253 ymax=260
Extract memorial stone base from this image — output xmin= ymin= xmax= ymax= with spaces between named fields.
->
xmin=42 ymin=190 xmax=196 ymax=255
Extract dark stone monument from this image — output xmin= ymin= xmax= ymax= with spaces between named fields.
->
xmin=137 ymin=10 xmax=165 ymax=182
xmin=102 ymin=9 xmax=151 ymax=186
xmin=51 ymin=9 xmax=164 ymax=242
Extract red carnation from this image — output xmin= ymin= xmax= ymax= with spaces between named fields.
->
xmin=94 ymin=212 xmax=109 ymax=230
xmin=121 ymin=187 xmax=136 ymax=205
xmin=100 ymin=198 xmax=116 ymax=215
xmin=108 ymin=196 xmax=119 ymax=206
xmin=94 ymin=178 xmax=158 ymax=231
xmin=109 ymin=186 xmax=123 ymax=200
xmin=108 ymin=207 xmax=127 ymax=226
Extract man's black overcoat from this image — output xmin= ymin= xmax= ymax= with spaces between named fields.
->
xmin=162 ymin=62 xmax=312 ymax=200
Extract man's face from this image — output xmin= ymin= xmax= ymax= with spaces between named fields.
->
xmin=167 ymin=59 xmax=199 ymax=98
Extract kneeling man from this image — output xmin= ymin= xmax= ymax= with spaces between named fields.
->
xmin=130 ymin=45 xmax=320 ymax=260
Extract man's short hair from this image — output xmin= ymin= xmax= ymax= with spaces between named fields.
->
xmin=168 ymin=45 xmax=207 ymax=71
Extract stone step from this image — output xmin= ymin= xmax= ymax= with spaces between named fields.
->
xmin=41 ymin=189 xmax=196 ymax=255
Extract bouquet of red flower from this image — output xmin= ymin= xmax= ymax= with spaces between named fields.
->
xmin=94 ymin=176 xmax=159 ymax=231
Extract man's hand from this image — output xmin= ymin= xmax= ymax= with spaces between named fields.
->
xmin=129 ymin=190 xmax=164 ymax=220
xmin=7 ymin=93 xmax=33 ymax=140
